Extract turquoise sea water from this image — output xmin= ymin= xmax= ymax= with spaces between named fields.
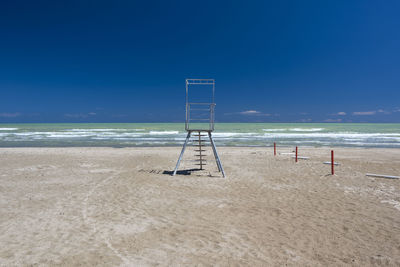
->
xmin=0 ymin=123 xmax=399 ymax=148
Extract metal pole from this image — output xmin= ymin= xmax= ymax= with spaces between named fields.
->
xmin=274 ymin=142 xmax=276 ymax=156
xmin=331 ymin=150 xmax=334 ymax=175
xmin=173 ymin=131 xmax=191 ymax=176
xmin=185 ymin=80 xmax=189 ymax=131
xmin=208 ymin=132 xmax=225 ymax=178
xmin=209 ymin=131 xmax=221 ymax=172
xmin=212 ymin=80 xmax=215 ymax=106
xmin=295 ymin=146 xmax=298 ymax=162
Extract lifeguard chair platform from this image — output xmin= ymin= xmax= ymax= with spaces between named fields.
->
xmin=172 ymin=79 xmax=225 ymax=177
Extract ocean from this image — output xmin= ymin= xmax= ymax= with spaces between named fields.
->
xmin=0 ymin=123 xmax=399 ymax=148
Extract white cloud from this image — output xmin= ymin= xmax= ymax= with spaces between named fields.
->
xmin=352 ymin=111 xmax=376 ymax=116
xmin=324 ymin=118 xmax=342 ymax=122
xmin=337 ymin=112 xmax=346 ymax=116
xmin=352 ymin=109 xmax=393 ymax=116
xmin=0 ymin=112 xmax=21 ymax=118
xmin=224 ymin=110 xmax=272 ymax=116
xmin=239 ymin=110 xmax=261 ymax=115
xmin=88 ymin=112 xmax=96 ymax=116
xmin=377 ymin=109 xmax=391 ymax=114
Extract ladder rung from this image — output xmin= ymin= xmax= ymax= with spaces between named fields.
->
xmin=193 ymin=145 xmax=206 ymax=147
xmin=192 ymin=135 xmax=207 ymax=137
xmin=195 ymin=164 xmax=207 ymax=166
xmin=194 ymin=159 xmax=207 ymax=161
xmin=194 ymin=150 xmax=206 ymax=152
xmin=194 ymin=155 xmax=206 ymax=157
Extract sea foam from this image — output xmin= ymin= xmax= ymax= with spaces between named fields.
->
xmin=289 ymin=128 xmax=324 ymax=132
xmin=262 ymin=129 xmax=287 ymax=132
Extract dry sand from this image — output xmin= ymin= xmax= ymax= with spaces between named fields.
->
xmin=1 ymin=146 xmax=400 ymax=266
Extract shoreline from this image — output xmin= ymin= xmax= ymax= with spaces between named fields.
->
xmin=1 ymin=144 xmax=400 ymax=149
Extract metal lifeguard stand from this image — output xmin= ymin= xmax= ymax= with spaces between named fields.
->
xmin=173 ymin=79 xmax=225 ymax=177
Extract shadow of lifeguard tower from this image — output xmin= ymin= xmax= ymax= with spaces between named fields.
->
xmin=172 ymin=79 xmax=226 ymax=177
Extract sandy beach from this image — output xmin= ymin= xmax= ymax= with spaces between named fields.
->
xmin=1 ymin=146 xmax=400 ymax=266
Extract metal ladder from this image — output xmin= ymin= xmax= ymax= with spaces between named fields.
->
xmin=193 ymin=131 xmax=207 ymax=169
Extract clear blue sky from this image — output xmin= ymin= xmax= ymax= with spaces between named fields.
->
xmin=1 ymin=0 xmax=399 ymax=123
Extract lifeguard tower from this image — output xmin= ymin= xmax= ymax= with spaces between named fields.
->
xmin=172 ymin=79 xmax=226 ymax=177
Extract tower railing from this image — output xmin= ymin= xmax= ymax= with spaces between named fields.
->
xmin=185 ymin=103 xmax=215 ymax=131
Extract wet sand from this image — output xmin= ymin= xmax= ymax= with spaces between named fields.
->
xmin=1 ymin=146 xmax=400 ymax=266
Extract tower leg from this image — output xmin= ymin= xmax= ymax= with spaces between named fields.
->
xmin=209 ymin=133 xmax=221 ymax=172
xmin=172 ymin=132 xmax=191 ymax=176
xmin=208 ymin=132 xmax=226 ymax=178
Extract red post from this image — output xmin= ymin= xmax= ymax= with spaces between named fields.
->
xmin=274 ymin=142 xmax=276 ymax=156
xmin=331 ymin=150 xmax=334 ymax=175
xmin=295 ymin=146 xmax=298 ymax=162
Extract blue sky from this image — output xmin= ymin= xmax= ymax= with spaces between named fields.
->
xmin=1 ymin=0 xmax=399 ymax=123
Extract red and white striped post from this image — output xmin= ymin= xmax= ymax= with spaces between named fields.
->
xmin=331 ymin=150 xmax=334 ymax=175
xmin=274 ymin=142 xmax=276 ymax=156
xmin=295 ymin=146 xmax=298 ymax=162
